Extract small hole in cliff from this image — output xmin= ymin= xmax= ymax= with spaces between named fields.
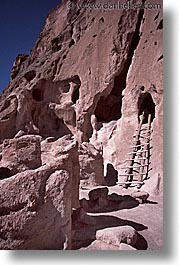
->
xmin=32 ymin=89 xmax=43 ymax=102
xmin=63 ymin=54 xmax=67 ymax=60
xmin=62 ymin=83 xmax=70 ymax=93
xmin=24 ymin=70 xmax=36 ymax=82
xmin=76 ymin=9 xmax=80 ymax=17
xmin=157 ymin=54 xmax=163 ymax=62
xmin=154 ymin=12 xmax=159 ymax=21
xmin=0 ymin=167 xmax=12 ymax=180
xmin=138 ymin=92 xmax=155 ymax=124
xmin=154 ymin=41 xmax=157 ymax=45
xmin=51 ymin=37 xmax=62 ymax=52
xmin=99 ymin=17 xmax=104 ymax=23
xmin=157 ymin=19 xmax=163 ymax=30
xmin=72 ymin=86 xmax=80 ymax=104
xmin=69 ymin=39 xmax=75 ymax=48
xmin=93 ymin=34 xmax=97 ymax=38
xmin=71 ymin=75 xmax=81 ymax=104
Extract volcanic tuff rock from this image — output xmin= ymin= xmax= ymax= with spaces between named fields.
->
xmin=0 ymin=135 xmax=79 ymax=249
xmin=0 ymin=0 xmax=163 ymax=250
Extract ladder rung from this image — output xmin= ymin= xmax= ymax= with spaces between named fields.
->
xmin=128 ymin=150 xmax=148 ymax=155
xmin=121 ymin=164 xmax=149 ymax=169
xmin=117 ymin=181 xmax=144 ymax=185
xmin=118 ymin=173 xmax=147 ymax=176
xmin=125 ymin=158 xmax=148 ymax=161
xmin=130 ymin=143 xmax=150 ymax=148
xmin=133 ymin=135 xmax=151 ymax=139
xmin=136 ymin=129 xmax=153 ymax=132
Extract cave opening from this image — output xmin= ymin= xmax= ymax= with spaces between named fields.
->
xmin=24 ymin=70 xmax=36 ymax=82
xmin=32 ymin=89 xmax=43 ymax=102
xmin=72 ymin=86 xmax=80 ymax=104
xmin=94 ymin=75 xmax=123 ymax=122
xmin=94 ymin=9 xmax=144 ymax=123
xmin=71 ymin=75 xmax=81 ymax=104
xmin=138 ymin=92 xmax=155 ymax=124
xmin=105 ymin=164 xmax=118 ymax=186
xmin=0 ymin=167 xmax=12 ymax=180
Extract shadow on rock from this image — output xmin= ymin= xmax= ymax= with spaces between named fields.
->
xmin=72 ymin=214 xmax=148 ymax=250
xmin=80 ymin=193 xmax=140 ymax=213
xmin=135 ymin=233 xmax=148 ymax=250
xmin=104 ymin=164 xmax=118 ymax=186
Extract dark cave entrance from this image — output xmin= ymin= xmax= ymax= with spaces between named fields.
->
xmin=32 ymin=88 xmax=44 ymax=102
xmin=94 ymin=75 xmax=124 ymax=122
xmin=72 ymin=86 xmax=80 ymax=104
xmin=71 ymin=75 xmax=81 ymax=104
xmin=0 ymin=167 xmax=12 ymax=180
xmin=105 ymin=164 xmax=118 ymax=186
xmin=138 ymin=92 xmax=155 ymax=124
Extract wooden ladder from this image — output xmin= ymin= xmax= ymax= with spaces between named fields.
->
xmin=118 ymin=112 xmax=152 ymax=189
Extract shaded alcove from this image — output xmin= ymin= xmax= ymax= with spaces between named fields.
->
xmin=32 ymin=88 xmax=44 ymax=102
xmin=30 ymin=105 xmax=72 ymax=139
xmin=24 ymin=70 xmax=36 ymax=82
xmin=0 ymin=167 xmax=12 ymax=180
xmin=105 ymin=163 xmax=118 ymax=186
xmin=94 ymin=75 xmax=124 ymax=122
xmin=72 ymin=87 xmax=80 ymax=104
xmin=71 ymin=75 xmax=81 ymax=104
xmin=94 ymin=9 xmax=144 ymax=123
xmin=138 ymin=92 xmax=155 ymax=124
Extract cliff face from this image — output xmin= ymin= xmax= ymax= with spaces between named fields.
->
xmin=0 ymin=0 xmax=163 ymax=250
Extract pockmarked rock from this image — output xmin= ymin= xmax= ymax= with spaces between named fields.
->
xmin=96 ymin=226 xmax=138 ymax=247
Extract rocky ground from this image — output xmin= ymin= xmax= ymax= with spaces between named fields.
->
xmin=72 ymin=185 xmax=163 ymax=250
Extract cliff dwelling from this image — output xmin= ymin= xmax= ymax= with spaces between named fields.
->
xmin=0 ymin=0 xmax=163 ymax=251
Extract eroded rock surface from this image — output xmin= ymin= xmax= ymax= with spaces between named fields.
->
xmin=0 ymin=0 xmax=163 ymax=250
xmin=0 ymin=136 xmax=79 ymax=250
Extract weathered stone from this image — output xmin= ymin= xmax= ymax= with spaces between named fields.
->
xmin=11 ymin=54 xmax=28 ymax=80
xmin=0 ymin=135 xmax=42 ymax=175
xmin=81 ymin=240 xmax=119 ymax=250
xmin=130 ymin=190 xmax=149 ymax=203
xmin=89 ymin=187 xmax=109 ymax=201
xmin=119 ymin=243 xmax=137 ymax=250
xmin=97 ymin=197 xmax=109 ymax=208
xmin=0 ymin=137 xmax=79 ymax=250
xmin=96 ymin=226 xmax=138 ymax=247
xmin=41 ymin=135 xmax=80 ymax=209
xmin=79 ymin=142 xmax=104 ymax=187
xmin=72 ymin=207 xmax=96 ymax=226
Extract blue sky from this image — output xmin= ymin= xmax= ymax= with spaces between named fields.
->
xmin=0 ymin=0 xmax=60 ymax=93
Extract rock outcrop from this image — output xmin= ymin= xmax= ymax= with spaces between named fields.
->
xmin=79 ymin=142 xmax=104 ymax=187
xmin=0 ymin=0 xmax=163 ymax=250
xmin=0 ymin=136 xmax=79 ymax=249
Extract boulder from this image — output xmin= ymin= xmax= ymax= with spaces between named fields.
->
xmin=88 ymin=187 xmax=109 ymax=201
xmin=119 ymin=243 xmax=137 ymax=250
xmin=96 ymin=226 xmax=138 ymax=247
xmin=130 ymin=190 xmax=149 ymax=204
xmin=81 ymin=240 xmax=119 ymax=250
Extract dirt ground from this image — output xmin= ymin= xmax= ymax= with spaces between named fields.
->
xmin=72 ymin=185 xmax=163 ymax=250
